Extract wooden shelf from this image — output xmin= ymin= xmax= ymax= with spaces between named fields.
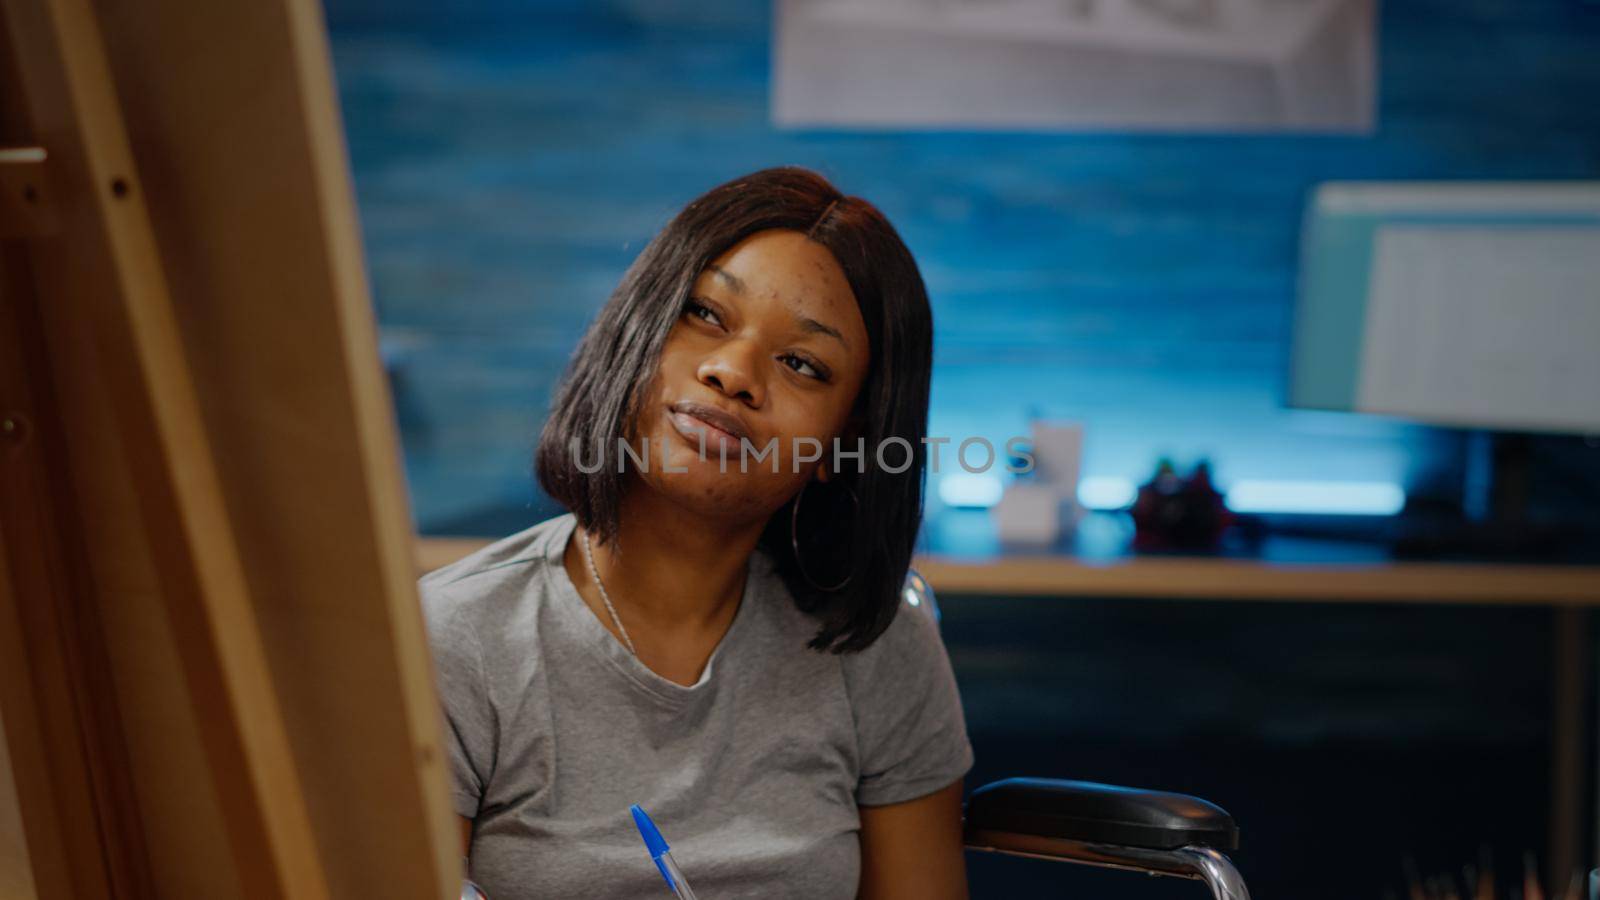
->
xmin=413 ymin=536 xmax=1600 ymax=605
xmin=911 ymin=553 xmax=1600 ymax=604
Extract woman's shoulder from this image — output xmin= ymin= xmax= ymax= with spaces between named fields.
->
xmin=417 ymin=511 xmax=576 ymax=638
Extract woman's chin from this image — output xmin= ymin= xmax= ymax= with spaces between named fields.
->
xmin=636 ymin=441 xmax=791 ymax=517
xmin=653 ymin=476 xmax=770 ymax=521
xmin=655 ymin=454 xmax=764 ymax=498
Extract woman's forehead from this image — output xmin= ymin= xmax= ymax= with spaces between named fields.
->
xmin=697 ymin=230 xmax=862 ymax=329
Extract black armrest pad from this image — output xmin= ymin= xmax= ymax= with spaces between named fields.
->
xmin=964 ymin=778 xmax=1239 ymax=851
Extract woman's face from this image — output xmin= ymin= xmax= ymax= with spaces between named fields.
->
xmin=630 ymin=228 xmax=872 ymax=523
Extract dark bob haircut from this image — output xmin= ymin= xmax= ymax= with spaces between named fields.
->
xmin=534 ymin=166 xmax=934 ymax=654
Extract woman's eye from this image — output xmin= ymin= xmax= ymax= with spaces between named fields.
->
xmin=685 ymin=299 xmax=723 ymax=327
xmin=684 ymin=298 xmax=828 ymax=382
xmin=782 ymin=354 xmax=829 ymax=382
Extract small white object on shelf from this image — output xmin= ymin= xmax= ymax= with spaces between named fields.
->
xmin=992 ymin=481 xmax=1064 ymax=546
xmin=1030 ymin=420 xmax=1084 ymax=490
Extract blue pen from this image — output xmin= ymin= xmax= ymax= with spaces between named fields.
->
xmin=629 ymin=804 xmax=701 ymax=900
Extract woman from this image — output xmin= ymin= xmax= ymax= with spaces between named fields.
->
xmin=420 ymin=166 xmax=972 ymax=899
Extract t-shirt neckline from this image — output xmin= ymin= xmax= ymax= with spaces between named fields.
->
xmin=540 ymin=512 xmax=758 ymax=708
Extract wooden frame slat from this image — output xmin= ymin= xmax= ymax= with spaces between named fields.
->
xmin=4 ymin=0 xmax=463 ymax=893
xmin=0 ymin=247 xmax=134 ymax=900
xmin=1 ymin=0 xmax=331 ymax=894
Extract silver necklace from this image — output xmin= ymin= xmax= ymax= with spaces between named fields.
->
xmin=581 ymin=529 xmax=637 ymax=656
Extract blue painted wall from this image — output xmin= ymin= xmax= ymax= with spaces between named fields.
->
xmin=325 ymin=0 xmax=1600 ymax=533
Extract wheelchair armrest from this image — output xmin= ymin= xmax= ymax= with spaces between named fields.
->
xmin=964 ymin=778 xmax=1239 ymax=852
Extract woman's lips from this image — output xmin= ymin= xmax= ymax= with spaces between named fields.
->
xmin=669 ymin=410 xmax=745 ymax=457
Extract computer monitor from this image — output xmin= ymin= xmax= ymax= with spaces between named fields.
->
xmin=1291 ymin=181 xmax=1600 ymax=436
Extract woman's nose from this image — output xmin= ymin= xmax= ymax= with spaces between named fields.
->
xmin=697 ymin=341 xmax=764 ymax=406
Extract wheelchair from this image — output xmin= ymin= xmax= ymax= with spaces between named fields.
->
xmin=462 ymin=570 xmax=1250 ymax=900
xmin=962 ymin=776 xmax=1247 ymax=900
xmin=910 ymin=569 xmax=1251 ymax=900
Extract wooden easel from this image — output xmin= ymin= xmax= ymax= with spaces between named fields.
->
xmin=0 ymin=0 xmax=460 ymax=896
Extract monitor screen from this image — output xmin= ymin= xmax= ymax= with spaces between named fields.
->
xmin=1291 ymin=182 xmax=1600 ymax=434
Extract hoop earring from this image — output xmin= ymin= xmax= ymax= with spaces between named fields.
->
xmin=790 ymin=479 xmax=859 ymax=592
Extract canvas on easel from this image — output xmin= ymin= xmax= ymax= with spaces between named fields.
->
xmin=0 ymin=0 xmax=460 ymax=896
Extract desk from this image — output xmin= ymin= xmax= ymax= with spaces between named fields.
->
xmin=415 ymin=510 xmax=1600 ymax=604
xmin=416 ymin=529 xmax=1600 ymax=602
xmin=413 ymin=514 xmax=1600 ymax=883
xmin=914 ymin=554 xmax=1600 ymax=604
xmin=907 ymin=508 xmax=1600 ymax=603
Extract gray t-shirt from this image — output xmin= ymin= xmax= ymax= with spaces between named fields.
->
xmin=418 ymin=511 xmax=974 ymax=900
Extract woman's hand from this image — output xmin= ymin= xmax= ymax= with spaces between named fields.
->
xmin=857 ymin=779 xmax=968 ymax=900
